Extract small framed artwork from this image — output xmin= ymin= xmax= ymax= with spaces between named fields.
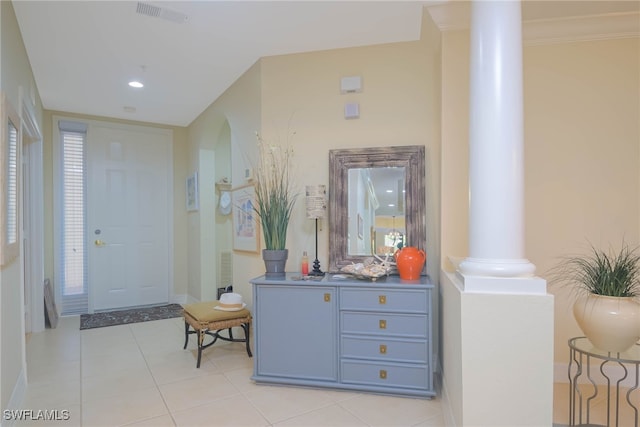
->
xmin=357 ymin=213 xmax=364 ymax=240
xmin=231 ymin=184 xmax=260 ymax=253
xmin=186 ymin=172 xmax=199 ymax=211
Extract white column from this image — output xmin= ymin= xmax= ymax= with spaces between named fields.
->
xmin=458 ymin=0 xmax=537 ymax=282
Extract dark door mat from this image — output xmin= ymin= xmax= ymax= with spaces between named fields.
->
xmin=80 ymin=303 xmax=184 ymax=330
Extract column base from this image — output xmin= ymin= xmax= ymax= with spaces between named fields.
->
xmin=440 ymin=271 xmax=554 ymax=426
xmin=458 ymin=257 xmax=536 ymax=278
xmin=457 ymin=258 xmax=545 ymax=294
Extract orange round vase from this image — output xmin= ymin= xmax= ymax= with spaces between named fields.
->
xmin=395 ymin=247 xmax=426 ymax=280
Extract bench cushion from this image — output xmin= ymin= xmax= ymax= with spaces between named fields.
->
xmin=183 ymin=301 xmax=250 ymax=323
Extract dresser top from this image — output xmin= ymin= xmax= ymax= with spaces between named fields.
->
xmin=251 ymin=273 xmax=433 ymax=288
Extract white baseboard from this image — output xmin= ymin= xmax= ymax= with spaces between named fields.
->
xmin=4 ymin=368 xmax=27 ymax=427
xmin=555 ymin=362 xmax=639 ymax=388
xmin=170 ymin=294 xmax=189 ymax=304
xmin=440 ymin=374 xmax=457 ymax=427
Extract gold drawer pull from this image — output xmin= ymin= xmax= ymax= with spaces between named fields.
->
xmin=379 ymin=344 xmax=387 ymax=354
xmin=379 ymin=370 xmax=387 ymax=379
xmin=324 ymin=293 xmax=331 ymax=302
xmin=378 ymin=295 xmax=386 ymax=304
xmin=379 ymin=319 xmax=386 ymax=329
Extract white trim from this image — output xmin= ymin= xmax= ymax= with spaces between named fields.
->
xmin=20 ymin=87 xmax=44 ymax=333
xmin=52 ymin=116 xmax=64 ymax=314
xmin=524 ymin=12 xmax=640 ymax=46
xmin=5 ymin=368 xmax=27 ymax=427
xmin=455 ymin=272 xmax=548 ymax=295
xmin=172 ymin=293 xmax=189 ymax=305
xmin=440 ymin=372 xmax=457 ymax=427
xmin=426 ymin=2 xmax=639 ymax=45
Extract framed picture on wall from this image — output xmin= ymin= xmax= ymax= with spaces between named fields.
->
xmin=186 ymin=172 xmax=199 ymax=211
xmin=231 ymin=184 xmax=260 ymax=253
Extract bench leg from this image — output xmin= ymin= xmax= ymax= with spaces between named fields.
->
xmin=197 ymin=328 xmax=206 ymax=368
xmin=241 ymin=323 xmax=252 ymax=357
xmin=183 ymin=320 xmax=189 ymax=349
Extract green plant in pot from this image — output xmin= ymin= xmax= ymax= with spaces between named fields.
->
xmin=552 ymin=243 xmax=640 ymax=352
xmin=253 ymin=132 xmax=298 ymax=277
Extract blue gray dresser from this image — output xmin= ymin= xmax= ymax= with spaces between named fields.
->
xmin=250 ymin=273 xmax=435 ymax=398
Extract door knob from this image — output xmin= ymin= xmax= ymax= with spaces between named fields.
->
xmin=94 ymin=239 xmax=106 ymax=247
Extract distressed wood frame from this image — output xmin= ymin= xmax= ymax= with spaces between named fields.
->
xmin=328 ymin=145 xmax=426 ymax=273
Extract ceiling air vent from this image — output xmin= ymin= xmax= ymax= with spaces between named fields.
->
xmin=136 ymin=2 xmax=189 ymax=24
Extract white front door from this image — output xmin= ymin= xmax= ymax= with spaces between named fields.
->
xmin=87 ymin=124 xmax=172 ymax=311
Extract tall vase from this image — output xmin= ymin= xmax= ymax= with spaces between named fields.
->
xmin=573 ymin=293 xmax=640 ymax=353
xmin=262 ymin=249 xmax=288 ymax=278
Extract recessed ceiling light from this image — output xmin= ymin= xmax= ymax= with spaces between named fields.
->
xmin=128 ymin=81 xmax=144 ymax=88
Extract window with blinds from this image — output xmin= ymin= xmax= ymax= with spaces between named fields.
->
xmin=57 ymin=121 xmax=88 ymax=315
xmin=7 ymin=119 xmax=18 ymax=245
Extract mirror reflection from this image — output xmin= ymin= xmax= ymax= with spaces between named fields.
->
xmin=348 ymin=167 xmax=405 ymax=256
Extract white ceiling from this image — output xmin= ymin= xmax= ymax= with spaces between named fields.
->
xmin=12 ymin=1 xmax=425 ymax=126
xmin=12 ymin=1 xmax=639 ymax=127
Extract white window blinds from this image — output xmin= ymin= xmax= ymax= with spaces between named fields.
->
xmin=57 ymin=121 xmax=88 ymax=315
xmin=7 ymin=119 xmax=18 ymax=244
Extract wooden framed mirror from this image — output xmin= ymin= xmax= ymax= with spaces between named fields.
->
xmin=328 ymin=145 xmax=425 ymax=272
xmin=1 ymin=93 xmax=19 ymax=267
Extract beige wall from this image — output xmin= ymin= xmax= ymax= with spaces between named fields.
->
xmin=258 ymin=36 xmax=442 ymax=288
xmin=441 ymin=31 xmax=640 ymax=364
xmin=526 ymin=38 xmax=640 ymax=362
xmin=187 ymin=61 xmax=263 ymax=303
xmin=185 ymin=9 xmax=442 ymax=313
xmin=0 ymin=0 xmax=43 ymax=411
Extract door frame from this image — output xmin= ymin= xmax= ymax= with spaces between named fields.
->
xmin=52 ymin=116 xmax=174 ymax=314
xmin=20 ymin=90 xmax=44 ymax=333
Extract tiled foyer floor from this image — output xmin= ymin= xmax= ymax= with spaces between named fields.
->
xmin=18 ymin=315 xmax=634 ymax=426
xmin=18 ymin=316 xmax=445 ymax=426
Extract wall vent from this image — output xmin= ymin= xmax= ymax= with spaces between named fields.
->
xmin=136 ymin=2 xmax=189 ymax=24
xmin=219 ymin=251 xmax=233 ymax=288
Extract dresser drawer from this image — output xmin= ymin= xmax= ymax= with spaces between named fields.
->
xmin=341 ymin=359 xmax=429 ymax=390
xmin=341 ymin=336 xmax=427 ymax=363
xmin=340 ymin=288 xmax=428 ymax=313
xmin=341 ymin=312 xmax=427 ymax=338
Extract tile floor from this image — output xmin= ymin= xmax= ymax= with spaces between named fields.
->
xmin=19 ymin=315 xmax=636 ymax=426
xmin=18 ymin=316 xmax=446 ymax=426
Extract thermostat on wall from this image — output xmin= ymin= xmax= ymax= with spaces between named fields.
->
xmin=340 ymin=76 xmax=362 ymax=94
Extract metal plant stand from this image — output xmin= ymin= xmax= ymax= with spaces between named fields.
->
xmin=568 ymin=337 xmax=640 ymax=427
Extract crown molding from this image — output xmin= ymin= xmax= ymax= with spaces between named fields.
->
xmin=523 ymin=12 xmax=639 ymax=46
xmin=425 ymin=3 xmax=639 ymax=45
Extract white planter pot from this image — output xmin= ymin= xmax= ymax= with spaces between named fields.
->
xmin=573 ymin=293 xmax=640 ymax=353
